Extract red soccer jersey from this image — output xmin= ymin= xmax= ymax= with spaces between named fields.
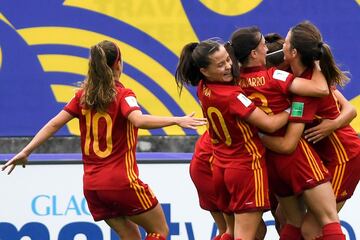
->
xmin=64 ymin=82 xmax=141 ymax=190
xmin=288 ymin=68 xmax=320 ymax=123
xmin=287 ymin=69 xmax=360 ymax=199
xmin=308 ymin=87 xmax=360 ymax=164
xmin=240 ymin=66 xmax=330 ymax=197
xmin=197 ymin=80 xmax=265 ymax=169
xmin=192 ymin=130 xmax=213 ymax=163
xmin=239 ymin=66 xmax=295 ymax=136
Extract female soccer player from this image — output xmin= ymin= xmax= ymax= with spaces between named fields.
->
xmin=261 ymin=21 xmax=359 ymax=240
xmin=176 ymin=39 xmax=290 ymax=240
xmin=2 ymin=40 xmax=207 ymax=240
xmin=227 ymin=25 xmax=344 ymax=240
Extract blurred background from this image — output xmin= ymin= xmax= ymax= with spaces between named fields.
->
xmin=0 ymin=0 xmax=359 ymax=153
xmin=0 ymin=1 xmax=359 ymax=239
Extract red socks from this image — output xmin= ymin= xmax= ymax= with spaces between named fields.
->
xmin=322 ymin=222 xmax=345 ymax=240
xmin=280 ymin=224 xmax=302 ymax=240
xmin=145 ymin=233 xmax=166 ymax=240
xmin=221 ymin=233 xmax=234 ymax=240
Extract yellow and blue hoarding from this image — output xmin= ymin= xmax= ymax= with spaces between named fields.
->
xmin=0 ymin=0 xmax=359 ymax=136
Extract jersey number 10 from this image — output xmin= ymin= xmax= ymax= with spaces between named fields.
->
xmin=82 ymin=109 xmax=113 ymax=158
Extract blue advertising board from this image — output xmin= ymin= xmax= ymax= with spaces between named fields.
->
xmin=0 ymin=154 xmax=358 ymax=239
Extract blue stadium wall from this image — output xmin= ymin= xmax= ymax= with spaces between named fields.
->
xmin=0 ymin=0 xmax=359 ymax=137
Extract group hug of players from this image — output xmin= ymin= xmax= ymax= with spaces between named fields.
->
xmin=182 ymin=21 xmax=360 ymax=240
xmin=3 ymin=20 xmax=359 ymax=240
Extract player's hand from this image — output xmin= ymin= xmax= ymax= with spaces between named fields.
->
xmin=178 ymin=112 xmax=207 ymax=129
xmin=304 ymin=119 xmax=335 ymax=143
xmin=1 ymin=151 xmax=29 ymax=175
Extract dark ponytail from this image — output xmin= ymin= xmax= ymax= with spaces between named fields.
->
xmin=290 ymin=21 xmax=349 ymax=87
xmin=175 ymin=40 xmax=221 ymax=95
xmin=175 ymin=42 xmax=201 ymax=95
xmin=318 ymin=43 xmax=349 ymax=87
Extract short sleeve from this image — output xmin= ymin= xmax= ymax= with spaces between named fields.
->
xmin=288 ymin=95 xmax=319 ymax=123
xmin=64 ymin=91 xmax=81 ymax=118
xmin=120 ymin=89 xmax=142 ymax=117
xmin=269 ymin=68 xmax=295 ymax=95
xmin=229 ymin=90 xmax=256 ymax=118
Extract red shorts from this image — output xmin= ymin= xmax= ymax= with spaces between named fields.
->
xmin=84 ymin=178 xmax=158 ymax=221
xmin=326 ymin=154 xmax=360 ymax=202
xmin=190 ymin=155 xmax=219 ymax=211
xmin=267 ymin=139 xmax=331 ymax=197
xmin=269 ymin=190 xmax=279 ymax=212
xmin=212 ymin=158 xmax=270 ymax=214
